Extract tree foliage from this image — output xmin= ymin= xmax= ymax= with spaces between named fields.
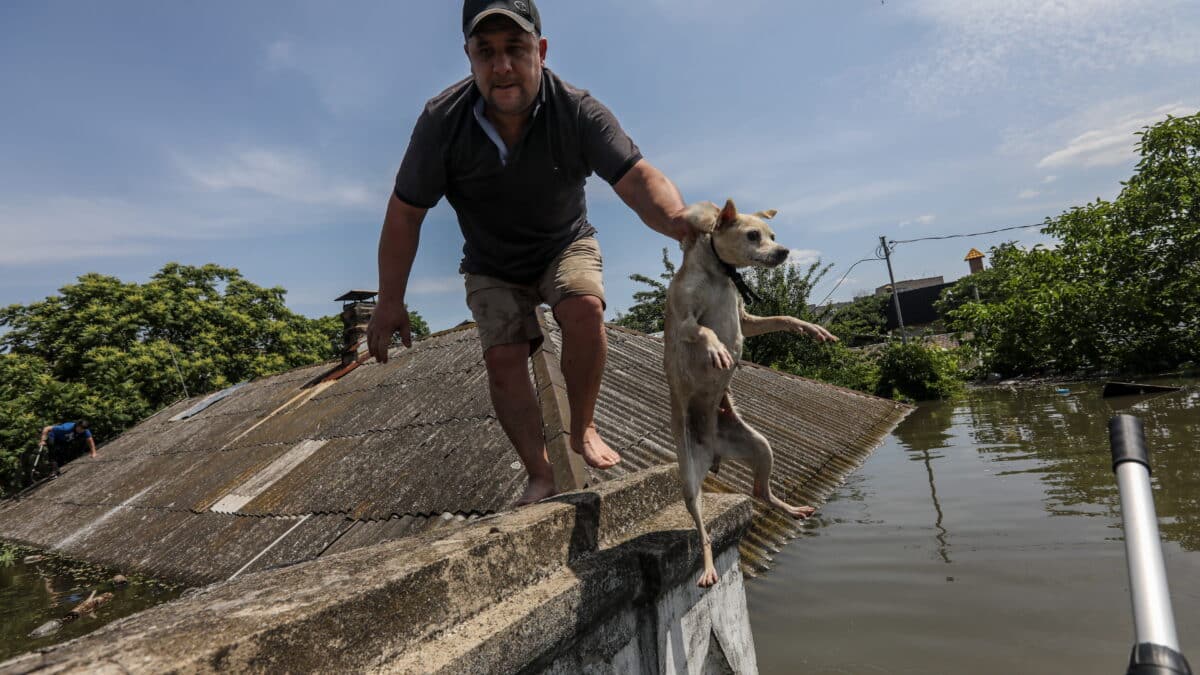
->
xmin=820 ymin=293 xmax=889 ymax=346
xmin=945 ymin=112 xmax=1200 ymax=376
xmin=0 ymin=263 xmax=420 ymax=495
xmin=614 ymin=251 xmax=961 ymax=398
xmin=614 ymin=248 xmax=676 ymax=334
xmin=875 ymin=341 xmax=963 ymax=401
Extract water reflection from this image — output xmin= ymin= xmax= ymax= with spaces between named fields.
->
xmin=962 ymin=381 xmax=1200 ymax=550
xmin=892 ymin=405 xmax=955 ymax=563
xmin=749 ymin=378 xmax=1200 ymax=675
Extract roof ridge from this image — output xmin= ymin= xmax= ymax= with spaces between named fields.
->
xmin=532 ymin=309 xmax=589 ymax=491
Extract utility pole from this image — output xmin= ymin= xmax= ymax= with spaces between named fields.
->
xmin=880 ymin=235 xmax=907 ymax=344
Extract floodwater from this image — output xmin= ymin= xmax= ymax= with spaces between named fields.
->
xmin=749 ymin=378 xmax=1200 ymax=674
xmin=0 ymin=549 xmax=181 ymax=662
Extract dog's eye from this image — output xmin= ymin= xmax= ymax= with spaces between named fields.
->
xmin=770 ymin=233 xmax=776 ymax=241
xmin=747 ymin=231 xmax=761 ymax=243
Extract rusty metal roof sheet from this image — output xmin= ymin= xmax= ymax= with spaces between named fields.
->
xmin=0 ymin=317 xmax=909 ymax=584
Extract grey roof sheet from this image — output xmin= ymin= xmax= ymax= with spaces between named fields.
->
xmin=0 ymin=319 xmax=909 ymax=583
xmin=548 ymin=321 xmax=911 ymax=573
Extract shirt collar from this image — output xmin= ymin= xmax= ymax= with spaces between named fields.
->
xmin=471 ymin=72 xmax=547 ymax=166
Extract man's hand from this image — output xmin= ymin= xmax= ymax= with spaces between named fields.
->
xmin=367 ymin=297 xmax=412 ymax=364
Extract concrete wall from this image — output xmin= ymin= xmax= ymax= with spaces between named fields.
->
xmin=541 ymin=546 xmax=757 ymax=675
xmin=1 ymin=466 xmax=760 ymax=675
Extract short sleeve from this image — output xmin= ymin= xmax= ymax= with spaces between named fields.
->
xmin=393 ymin=106 xmax=446 ymax=209
xmin=579 ymin=95 xmax=643 ymax=185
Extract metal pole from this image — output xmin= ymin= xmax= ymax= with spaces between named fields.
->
xmin=880 ymin=236 xmax=907 ymax=344
xmin=1109 ymin=415 xmax=1192 ymax=675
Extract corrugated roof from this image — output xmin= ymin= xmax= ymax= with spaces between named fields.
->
xmin=0 ymin=315 xmax=909 ymax=584
xmin=546 ymin=319 xmax=912 ymax=574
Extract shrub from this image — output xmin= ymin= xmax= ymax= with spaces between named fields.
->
xmin=875 ymin=341 xmax=963 ymax=401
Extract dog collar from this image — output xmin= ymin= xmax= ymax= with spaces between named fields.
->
xmin=709 ymin=236 xmax=763 ymax=307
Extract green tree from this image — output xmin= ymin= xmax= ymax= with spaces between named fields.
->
xmin=874 ymin=341 xmax=963 ymax=401
xmin=946 ymin=111 xmax=1200 ymax=376
xmin=615 ymin=248 xmax=676 ymax=334
xmin=406 ymin=311 xmax=431 ymax=340
xmin=739 ymin=260 xmax=830 ymax=368
xmin=0 ymin=263 xmax=347 ymax=495
xmin=820 ymin=293 xmax=888 ymax=345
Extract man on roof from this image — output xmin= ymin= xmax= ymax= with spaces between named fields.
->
xmin=367 ymin=0 xmax=694 ymax=506
xmin=38 ymin=420 xmax=98 ymax=477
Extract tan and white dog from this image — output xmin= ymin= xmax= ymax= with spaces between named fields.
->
xmin=664 ymin=199 xmax=838 ymax=588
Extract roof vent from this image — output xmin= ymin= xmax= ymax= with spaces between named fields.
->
xmin=337 ymin=290 xmax=378 ymax=366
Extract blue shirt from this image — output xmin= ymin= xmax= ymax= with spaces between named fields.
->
xmin=48 ymin=422 xmax=91 ymax=445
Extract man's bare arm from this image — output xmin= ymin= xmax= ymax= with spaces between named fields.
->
xmin=612 ymin=159 xmax=691 ymax=241
xmin=87 ymin=436 xmax=97 ymax=458
xmin=367 ymin=195 xmax=428 ymax=363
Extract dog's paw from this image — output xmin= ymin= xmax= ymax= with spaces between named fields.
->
xmin=792 ymin=319 xmax=839 ymax=343
xmin=706 ymin=343 xmax=734 ymax=369
xmin=697 ymin=567 xmax=719 ymax=588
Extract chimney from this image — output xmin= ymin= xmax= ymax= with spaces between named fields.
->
xmin=965 ymin=248 xmax=985 ymax=275
xmin=335 ymin=290 xmax=378 ymax=366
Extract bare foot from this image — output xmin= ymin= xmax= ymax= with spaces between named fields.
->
xmin=571 ymin=424 xmax=622 ymax=469
xmin=783 ymin=503 xmax=816 ymax=519
xmin=514 ymin=475 xmax=557 ymax=507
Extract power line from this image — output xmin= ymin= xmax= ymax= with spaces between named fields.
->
xmin=890 ymin=222 xmax=1044 ymax=245
xmin=813 ymin=255 xmax=884 ymax=308
xmin=812 ymin=220 xmax=1045 ymax=313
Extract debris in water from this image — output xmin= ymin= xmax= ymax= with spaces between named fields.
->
xmin=64 ymin=591 xmax=113 ymax=621
xmin=28 ymin=619 xmax=63 ymax=639
xmin=1102 ymin=381 xmax=1182 ymax=398
xmin=22 ymin=555 xmax=45 ymax=565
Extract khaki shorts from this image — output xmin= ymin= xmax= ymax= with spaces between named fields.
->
xmin=465 ymin=236 xmax=605 ymax=353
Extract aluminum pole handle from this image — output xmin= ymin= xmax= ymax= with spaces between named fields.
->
xmin=1109 ymin=415 xmax=1191 ymax=675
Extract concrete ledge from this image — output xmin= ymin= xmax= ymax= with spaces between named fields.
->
xmin=1 ymin=466 xmax=753 ymax=675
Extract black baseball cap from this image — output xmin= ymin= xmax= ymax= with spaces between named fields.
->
xmin=463 ymin=0 xmax=541 ymax=39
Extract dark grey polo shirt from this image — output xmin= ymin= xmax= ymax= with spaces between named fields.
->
xmin=394 ymin=68 xmax=642 ymax=283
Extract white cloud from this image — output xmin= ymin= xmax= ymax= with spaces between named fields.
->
xmin=787 ymin=249 xmax=822 ymax=267
xmin=175 ymin=147 xmax=375 ymax=209
xmin=899 ymin=214 xmax=936 ymax=228
xmin=0 ymin=146 xmax=382 ymax=265
xmin=1042 ymin=175 xmax=1058 ymax=184
xmin=773 ymin=180 xmax=914 ymax=219
xmin=1037 ymin=103 xmax=1194 ymax=168
xmin=0 ymin=197 xmax=239 ymax=264
xmin=260 ymin=38 xmax=391 ymax=116
xmin=893 ymin=1 xmax=1200 ymax=110
xmin=1018 ymin=189 xmax=1040 ymax=200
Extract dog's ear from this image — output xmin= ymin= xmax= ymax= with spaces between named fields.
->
xmin=754 ymin=209 xmax=777 ymax=220
xmin=682 ymin=201 xmax=720 ymax=233
xmin=717 ymin=199 xmax=738 ymax=230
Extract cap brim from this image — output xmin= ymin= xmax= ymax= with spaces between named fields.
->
xmin=466 ymin=9 xmax=536 ymax=37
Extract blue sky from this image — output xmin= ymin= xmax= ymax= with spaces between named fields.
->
xmin=2 ymin=1 xmax=1197 ymax=331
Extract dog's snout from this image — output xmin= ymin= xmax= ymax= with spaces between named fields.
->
xmin=771 ymin=248 xmax=790 ymax=265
